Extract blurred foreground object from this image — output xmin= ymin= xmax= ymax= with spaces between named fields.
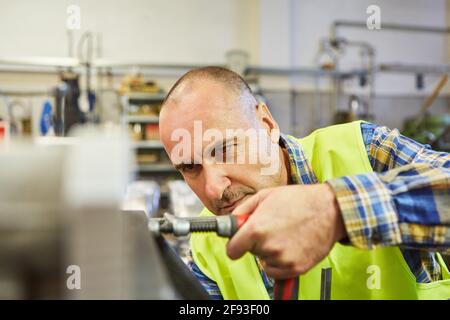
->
xmin=0 ymin=126 xmax=202 ymax=299
xmin=168 ymin=180 xmax=203 ymax=219
xmin=121 ymin=181 xmax=160 ymax=219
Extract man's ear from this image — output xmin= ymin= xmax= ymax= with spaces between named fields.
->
xmin=256 ymin=103 xmax=280 ymax=143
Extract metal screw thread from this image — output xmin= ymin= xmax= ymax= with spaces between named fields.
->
xmin=159 ymin=223 xmax=174 ymax=233
xmin=189 ymin=220 xmax=218 ymax=232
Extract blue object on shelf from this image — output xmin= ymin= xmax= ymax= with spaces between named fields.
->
xmin=40 ymin=100 xmax=54 ymax=135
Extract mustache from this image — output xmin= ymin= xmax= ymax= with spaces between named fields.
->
xmin=214 ymin=186 xmax=255 ymax=209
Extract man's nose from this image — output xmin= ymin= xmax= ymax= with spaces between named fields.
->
xmin=204 ymin=166 xmax=230 ymax=201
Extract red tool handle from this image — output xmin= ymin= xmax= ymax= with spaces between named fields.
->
xmin=274 ymin=278 xmax=299 ymax=300
xmin=234 ymin=213 xmax=251 ymax=230
xmin=231 ymin=214 xmax=299 ymax=300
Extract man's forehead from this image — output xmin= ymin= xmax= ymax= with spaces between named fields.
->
xmin=161 ymin=81 xmax=247 ymax=128
xmin=159 ymin=77 xmax=256 ymax=155
xmin=160 ymin=112 xmax=253 ymax=166
xmin=162 ymin=101 xmax=232 ymax=133
xmin=168 ymin=77 xmax=231 ymax=105
xmin=161 ymin=113 xmax=249 ymax=148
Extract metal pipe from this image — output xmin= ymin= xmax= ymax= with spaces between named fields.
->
xmin=313 ymin=73 xmax=322 ymax=130
xmin=378 ymin=63 xmax=450 ymax=75
xmin=0 ymin=90 xmax=56 ymax=97
xmin=67 ymin=30 xmax=74 ymax=58
xmin=93 ymin=59 xmax=214 ymax=70
xmin=289 ymin=89 xmax=299 ymax=136
xmin=0 ymin=57 xmax=79 ymax=68
xmin=332 ymin=20 xmax=450 ymax=38
xmin=327 ymin=37 xmax=376 ymax=117
xmin=245 ymin=66 xmax=361 ymax=79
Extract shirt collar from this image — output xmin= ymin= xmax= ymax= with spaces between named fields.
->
xmin=279 ymin=133 xmax=318 ymax=185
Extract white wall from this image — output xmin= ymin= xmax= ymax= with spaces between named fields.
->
xmin=258 ymin=0 xmax=449 ymax=94
xmin=1 ymin=0 xmax=449 ymax=96
xmin=0 ymin=0 xmax=259 ymax=64
xmin=34 ymin=0 xmax=433 ymax=95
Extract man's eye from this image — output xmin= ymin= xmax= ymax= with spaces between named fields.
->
xmin=224 ymin=143 xmax=238 ymax=158
xmin=181 ymin=164 xmax=200 ymax=174
xmin=211 ymin=143 xmax=238 ymax=163
xmin=221 ymin=143 xmax=237 ymax=155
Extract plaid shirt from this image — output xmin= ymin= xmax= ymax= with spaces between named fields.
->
xmin=188 ymin=122 xmax=450 ymax=299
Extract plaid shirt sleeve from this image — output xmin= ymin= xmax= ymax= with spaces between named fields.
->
xmin=327 ymin=123 xmax=450 ymax=253
xmin=185 ymin=250 xmax=223 ymax=299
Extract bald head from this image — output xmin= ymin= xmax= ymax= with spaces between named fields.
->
xmin=162 ymin=66 xmax=258 ymax=120
xmin=158 ymin=67 xmax=285 ymax=215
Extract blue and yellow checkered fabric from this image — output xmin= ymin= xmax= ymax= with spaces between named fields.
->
xmin=188 ymin=122 xmax=450 ymax=298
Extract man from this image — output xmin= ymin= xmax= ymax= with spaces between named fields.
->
xmin=159 ymin=66 xmax=450 ymax=300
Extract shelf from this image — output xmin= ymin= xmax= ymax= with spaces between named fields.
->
xmin=132 ymin=140 xmax=164 ymax=148
xmin=127 ymin=92 xmax=165 ymax=101
xmin=136 ymin=164 xmax=178 ymax=173
xmin=124 ymin=115 xmax=159 ymax=123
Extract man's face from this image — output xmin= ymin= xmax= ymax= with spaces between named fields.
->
xmin=159 ymin=79 xmax=286 ymax=215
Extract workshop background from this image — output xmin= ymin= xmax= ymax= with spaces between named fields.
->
xmin=0 ymin=0 xmax=449 ymax=299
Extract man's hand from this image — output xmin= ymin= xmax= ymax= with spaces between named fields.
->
xmin=226 ymin=183 xmax=346 ymax=279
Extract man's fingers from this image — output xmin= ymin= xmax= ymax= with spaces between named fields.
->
xmin=260 ymin=258 xmax=299 ymax=279
xmin=259 ymin=255 xmax=293 ymax=269
xmin=226 ymin=189 xmax=272 ymax=260
xmin=261 ymin=264 xmax=298 ymax=280
xmin=226 ymin=217 xmax=257 ymax=260
xmin=231 ymin=189 xmax=270 ymax=217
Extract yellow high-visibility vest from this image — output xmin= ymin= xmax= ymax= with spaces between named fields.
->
xmin=191 ymin=121 xmax=450 ymax=299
